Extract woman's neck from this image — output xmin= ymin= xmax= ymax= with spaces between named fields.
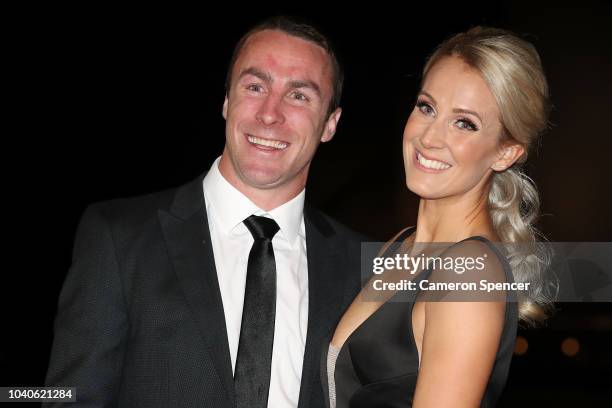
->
xmin=413 ymin=188 xmax=497 ymax=243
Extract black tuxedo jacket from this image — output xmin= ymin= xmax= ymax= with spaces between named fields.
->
xmin=45 ymin=172 xmax=366 ymax=408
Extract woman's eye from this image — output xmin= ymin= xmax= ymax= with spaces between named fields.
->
xmin=456 ymin=118 xmax=479 ymax=131
xmin=416 ymin=101 xmax=434 ymax=116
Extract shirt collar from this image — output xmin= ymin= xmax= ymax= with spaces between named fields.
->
xmin=202 ymin=156 xmax=305 ymax=247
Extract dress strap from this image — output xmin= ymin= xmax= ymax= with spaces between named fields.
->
xmin=379 ymin=226 xmax=417 ymax=258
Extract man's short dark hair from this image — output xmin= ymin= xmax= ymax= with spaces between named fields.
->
xmin=225 ymin=16 xmax=343 ymax=116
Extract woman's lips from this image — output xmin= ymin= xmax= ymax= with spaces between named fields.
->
xmin=414 ymin=149 xmax=452 ymax=172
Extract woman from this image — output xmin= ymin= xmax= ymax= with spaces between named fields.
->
xmin=322 ymin=27 xmax=555 ymax=407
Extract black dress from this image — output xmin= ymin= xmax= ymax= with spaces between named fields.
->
xmin=321 ymin=228 xmax=519 ymax=408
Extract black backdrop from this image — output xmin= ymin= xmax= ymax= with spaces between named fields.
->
xmin=4 ymin=2 xmax=612 ymax=406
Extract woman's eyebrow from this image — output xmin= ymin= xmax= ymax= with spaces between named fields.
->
xmin=419 ymin=90 xmax=437 ymax=105
xmin=453 ymin=108 xmax=483 ymax=122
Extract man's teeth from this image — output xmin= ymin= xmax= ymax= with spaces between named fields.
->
xmin=248 ymin=135 xmax=288 ymax=149
xmin=417 ymin=152 xmax=451 ymax=170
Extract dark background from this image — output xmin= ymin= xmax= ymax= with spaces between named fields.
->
xmin=4 ymin=2 xmax=612 ymax=406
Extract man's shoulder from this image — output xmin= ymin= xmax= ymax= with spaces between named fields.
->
xmin=304 ymin=205 xmax=371 ymax=244
xmin=83 ymin=173 xmax=203 ymax=233
xmin=88 ymin=187 xmax=176 ymax=225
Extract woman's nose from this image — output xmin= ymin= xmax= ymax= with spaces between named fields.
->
xmin=419 ymin=120 xmax=446 ymax=149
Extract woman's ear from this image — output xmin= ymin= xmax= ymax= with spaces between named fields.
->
xmin=491 ymin=143 xmax=525 ymax=171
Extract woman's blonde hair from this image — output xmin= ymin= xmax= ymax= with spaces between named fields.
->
xmin=423 ymin=27 xmax=556 ymax=325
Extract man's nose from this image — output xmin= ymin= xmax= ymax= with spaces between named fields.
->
xmin=256 ymin=93 xmax=286 ymax=126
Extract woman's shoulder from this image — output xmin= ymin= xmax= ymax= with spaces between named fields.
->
xmin=419 ymin=236 xmax=514 ymax=304
xmin=374 ymin=226 xmax=417 ymax=259
xmin=387 ymin=226 xmax=417 ymax=246
xmin=451 ymin=235 xmax=513 ymax=283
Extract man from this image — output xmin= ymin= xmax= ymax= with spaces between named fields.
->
xmin=45 ymin=16 xmax=366 ymax=408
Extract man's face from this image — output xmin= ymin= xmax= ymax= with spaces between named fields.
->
xmin=220 ymin=29 xmax=341 ymax=195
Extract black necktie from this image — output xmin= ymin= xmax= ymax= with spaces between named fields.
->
xmin=234 ymin=215 xmax=280 ymax=408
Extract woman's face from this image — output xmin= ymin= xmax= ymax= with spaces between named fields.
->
xmin=403 ymin=56 xmax=511 ymax=200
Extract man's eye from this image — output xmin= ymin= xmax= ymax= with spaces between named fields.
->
xmin=246 ymin=84 xmax=264 ymax=92
xmin=416 ymin=100 xmax=434 ymax=116
xmin=456 ymin=119 xmax=479 ymax=131
xmin=291 ymin=91 xmax=309 ymax=102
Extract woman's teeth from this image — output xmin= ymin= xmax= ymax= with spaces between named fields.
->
xmin=248 ymin=135 xmax=288 ymax=150
xmin=417 ymin=151 xmax=451 ymax=170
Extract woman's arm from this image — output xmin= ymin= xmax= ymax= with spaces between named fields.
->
xmin=412 ymin=300 xmax=505 ymax=407
xmin=412 ymin=240 xmax=508 ymax=407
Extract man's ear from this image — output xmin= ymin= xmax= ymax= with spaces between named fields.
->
xmin=320 ymin=107 xmax=342 ymax=143
xmin=222 ymin=95 xmax=228 ymax=120
xmin=491 ymin=143 xmax=525 ymax=171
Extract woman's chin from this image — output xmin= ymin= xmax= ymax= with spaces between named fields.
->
xmin=406 ymin=178 xmax=443 ymax=200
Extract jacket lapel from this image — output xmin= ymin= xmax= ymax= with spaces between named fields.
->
xmin=158 ymin=173 xmax=235 ymax=408
xmin=298 ymin=206 xmax=348 ymax=408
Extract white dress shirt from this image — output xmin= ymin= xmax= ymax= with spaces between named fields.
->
xmin=202 ymin=157 xmax=309 ymax=408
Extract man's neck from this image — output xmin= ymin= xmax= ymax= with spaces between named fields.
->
xmin=218 ymin=156 xmax=306 ymax=212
